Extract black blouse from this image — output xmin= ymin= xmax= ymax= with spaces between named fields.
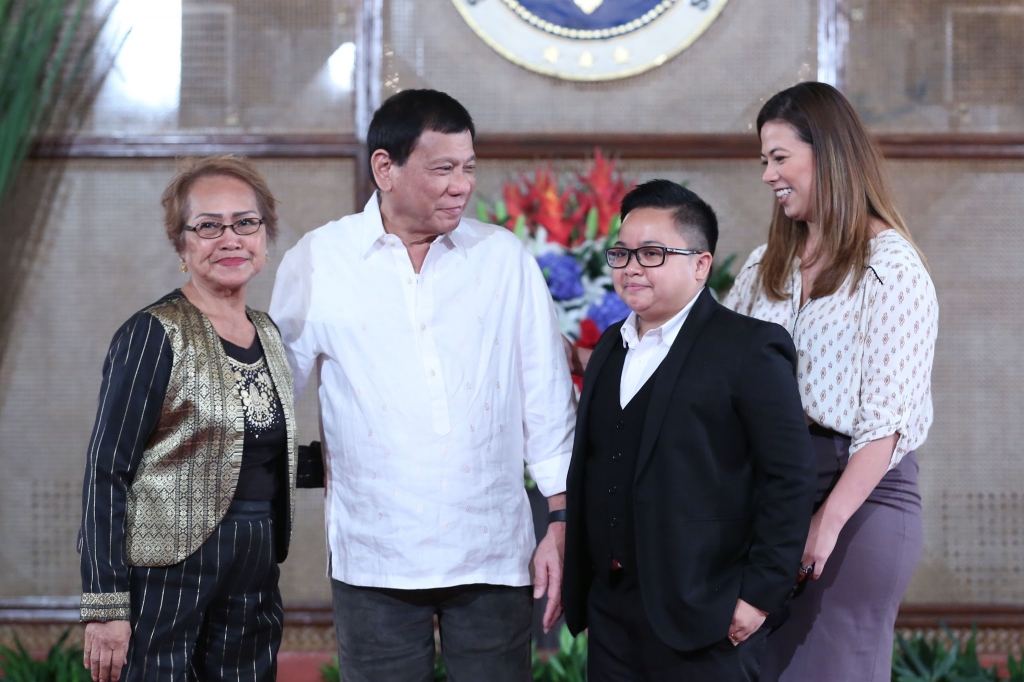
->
xmin=221 ymin=335 xmax=287 ymax=501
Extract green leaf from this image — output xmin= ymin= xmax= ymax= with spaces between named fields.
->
xmin=585 ymin=206 xmax=599 ymax=241
xmin=606 ymin=214 xmax=621 ymax=245
xmin=495 ymin=200 xmax=509 ymax=224
xmin=319 ymin=656 xmax=340 ymax=682
xmin=513 ymin=214 xmax=528 ymax=241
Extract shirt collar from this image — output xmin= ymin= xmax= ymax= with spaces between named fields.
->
xmin=358 ymin=191 xmax=469 ymax=259
xmin=620 ymin=287 xmax=704 ymax=350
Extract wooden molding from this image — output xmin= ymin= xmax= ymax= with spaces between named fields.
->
xmin=28 ymin=133 xmax=1024 ymax=161
xmin=30 ymin=134 xmax=363 ymax=159
xmin=2 ymin=596 xmax=1021 ymax=629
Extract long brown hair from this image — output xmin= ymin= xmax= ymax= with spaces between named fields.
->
xmin=755 ymin=82 xmax=926 ymax=301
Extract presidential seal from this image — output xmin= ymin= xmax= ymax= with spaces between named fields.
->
xmin=451 ymin=0 xmax=729 ymax=81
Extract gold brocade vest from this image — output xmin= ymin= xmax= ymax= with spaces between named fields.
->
xmin=124 ymin=295 xmax=297 ymax=567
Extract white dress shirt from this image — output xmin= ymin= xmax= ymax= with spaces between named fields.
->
xmin=269 ymin=194 xmax=576 ymax=589
xmin=618 ymin=290 xmax=702 ymax=408
xmin=724 ymin=230 xmax=938 ymax=469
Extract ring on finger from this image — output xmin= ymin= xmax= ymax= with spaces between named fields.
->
xmin=799 ymin=564 xmax=814 ymax=575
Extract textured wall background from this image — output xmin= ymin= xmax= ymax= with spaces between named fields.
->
xmin=1 ymin=0 xmax=1022 ymax=615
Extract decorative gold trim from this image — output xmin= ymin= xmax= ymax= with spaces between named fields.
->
xmin=498 ymin=0 xmax=676 ymax=40
xmin=450 ymin=0 xmax=730 ymax=82
xmin=252 ymin=310 xmax=298 ymax=532
xmin=79 ymin=592 xmax=130 ymax=622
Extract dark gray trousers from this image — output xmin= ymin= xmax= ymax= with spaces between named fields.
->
xmin=331 ymin=579 xmax=533 ymax=682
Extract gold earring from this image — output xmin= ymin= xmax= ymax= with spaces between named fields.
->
xmin=179 ymin=259 xmax=188 ymax=273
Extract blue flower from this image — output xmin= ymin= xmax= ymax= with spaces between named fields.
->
xmin=587 ymin=290 xmax=631 ymax=332
xmin=536 ymin=252 xmax=584 ymax=301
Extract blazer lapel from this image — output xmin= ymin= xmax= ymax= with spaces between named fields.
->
xmin=634 ymin=288 xmax=718 ymax=482
xmin=567 ymin=322 xmax=625 ymax=487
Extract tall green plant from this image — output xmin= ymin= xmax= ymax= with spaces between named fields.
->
xmin=0 ymin=0 xmax=119 ymax=370
xmin=3 ymin=0 xmax=78 ymax=201
xmin=891 ymin=625 xmax=999 ymax=682
xmin=0 ymin=629 xmax=91 ymax=681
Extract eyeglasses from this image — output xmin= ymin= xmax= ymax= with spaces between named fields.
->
xmin=604 ymin=246 xmax=704 ymax=268
xmin=183 ymin=217 xmax=264 ymax=240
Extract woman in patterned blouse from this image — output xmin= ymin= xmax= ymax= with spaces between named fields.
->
xmin=79 ymin=156 xmax=297 ymax=682
xmin=724 ymin=82 xmax=939 ymax=682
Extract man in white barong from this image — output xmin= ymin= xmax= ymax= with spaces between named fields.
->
xmin=269 ymin=89 xmax=576 ymax=682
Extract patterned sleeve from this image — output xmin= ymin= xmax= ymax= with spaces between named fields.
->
xmin=79 ymin=312 xmax=171 ymax=621
xmin=851 ymin=259 xmax=939 ymax=469
xmin=722 ymin=245 xmax=767 ymax=315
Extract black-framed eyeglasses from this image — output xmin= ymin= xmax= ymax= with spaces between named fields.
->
xmin=604 ymin=246 xmax=704 ymax=268
xmin=183 ymin=217 xmax=264 ymax=240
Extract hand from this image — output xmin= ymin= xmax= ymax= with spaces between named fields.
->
xmin=532 ymin=521 xmax=566 ymax=633
xmin=728 ymin=599 xmax=767 ymax=645
xmin=800 ymin=508 xmax=842 ymax=580
xmin=84 ymin=620 xmax=131 ymax=682
xmin=561 ymin=335 xmax=591 ymax=376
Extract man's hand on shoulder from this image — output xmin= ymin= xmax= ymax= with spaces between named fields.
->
xmin=728 ymin=598 xmax=767 ymax=646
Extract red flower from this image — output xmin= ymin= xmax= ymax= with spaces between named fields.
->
xmin=576 ymin=318 xmax=602 ymax=350
xmin=501 ymin=181 xmax=530 ymax=228
xmin=529 ymin=165 xmax=575 ymax=246
xmin=570 ymin=149 xmax=635 ymax=243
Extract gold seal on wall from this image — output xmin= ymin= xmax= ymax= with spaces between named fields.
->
xmin=451 ymin=0 xmax=729 ymax=81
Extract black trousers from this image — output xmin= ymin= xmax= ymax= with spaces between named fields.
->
xmin=587 ymin=569 xmax=768 ymax=682
xmin=331 ymin=579 xmax=533 ymax=682
xmin=121 ymin=500 xmax=283 ymax=682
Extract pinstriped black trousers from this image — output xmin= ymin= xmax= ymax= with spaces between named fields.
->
xmin=121 ymin=500 xmax=284 ymax=682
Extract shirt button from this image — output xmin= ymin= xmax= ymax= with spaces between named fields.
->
xmin=406 ymin=277 xmax=412 ymax=284
xmin=420 ymin=323 xmax=426 ymax=331
xmin=608 ymin=486 xmax=617 ymax=494
xmin=609 ymin=518 xmax=618 ymax=527
xmin=430 ymin=370 xmax=436 ymax=376
xmin=616 ymin=421 xmax=624 ymax=429
xmin=612 ymin=453 xmax=622 ymax=461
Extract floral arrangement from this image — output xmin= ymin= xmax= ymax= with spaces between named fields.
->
xmin=477 ymin=150 xmax=634 ymax=349
xmin=478 ymin=150 xmax=736 ymax=351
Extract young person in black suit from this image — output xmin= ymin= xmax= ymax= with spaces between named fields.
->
xmin=560 ymin=180 xmax=817 ymax=681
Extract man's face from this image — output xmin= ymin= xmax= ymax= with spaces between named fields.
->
xmin=612 ymin=207 xmax=712 ymax=325
xmin=379 ymin=130 xmax=476 ymax=235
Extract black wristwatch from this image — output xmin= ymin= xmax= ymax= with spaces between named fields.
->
xmin=548 ymin=509 xmax=567 ymax=523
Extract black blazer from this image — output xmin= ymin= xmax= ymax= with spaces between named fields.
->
xmin=561 ymin=288 xmax=816 ymax=651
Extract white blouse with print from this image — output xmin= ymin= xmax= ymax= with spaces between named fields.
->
xmin=723 ymin=230 xmax=939 ymax=469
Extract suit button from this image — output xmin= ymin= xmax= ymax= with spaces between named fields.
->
xmin=609 ymin=517 xmax=618 ymax=527
xmin=616 ymin=421 xmax=624 ymax=429
xmin=608 ymin=486 xmax=617 ymax=494
xmin=611 ymin=453 xmax=622 ymax=461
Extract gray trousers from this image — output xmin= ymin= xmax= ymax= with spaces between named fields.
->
xmin=331 ymin=579 xmax=533 ymax=682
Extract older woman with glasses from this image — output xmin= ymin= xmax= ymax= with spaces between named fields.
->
xmin=79 ymin=156 xmax=296 ymax=682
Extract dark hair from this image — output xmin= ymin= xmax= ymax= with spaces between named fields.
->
xmin=619 ymin=179 xmax=718 ymax=255
xmin=366 ymin=89 xmax=476 ymax=188
xmin=754 ymin=81 xmax=925 ymax=301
